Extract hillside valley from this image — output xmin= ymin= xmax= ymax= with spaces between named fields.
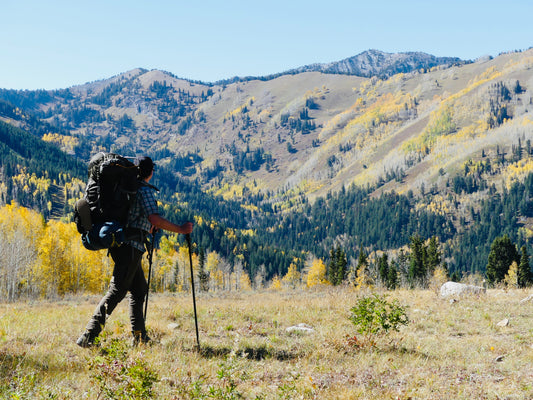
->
xmin=1 ymin=48 xmax=533 ymax=281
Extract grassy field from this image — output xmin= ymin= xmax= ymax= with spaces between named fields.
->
xmin=1 ymin=287 xmax=533 ymax=399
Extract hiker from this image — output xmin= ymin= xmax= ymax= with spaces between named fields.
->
xmin=77 ymin=156 xmax=193 ymax=347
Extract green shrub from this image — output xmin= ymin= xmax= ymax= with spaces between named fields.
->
xmin=87 ymin=334 xmax=158 ymax=400
xmin=349 ymin=294 xmax=409 ymax=346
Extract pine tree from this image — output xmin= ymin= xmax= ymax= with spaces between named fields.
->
xmin=486 ymin=235 xmax=519 ymax=285
xmin=426 ymin=236 xmax=441 ymax=274
xmin=357 ymin=244 xmax=368 ymax=273
xmin=518 ymin=246 xmax=532 ymax=288
xmin=408 ymin=234 xmax=427 ymax=287
xmin=387 ymin=261 xmax=399 ymax=290
xmin=378 ymin=254 xmax=389 ymax=287
xmin=335 ymin=246 xmax=347 ymax=285
xmin=198 ymin=247 xmax=209 ymax=291
xmin=327 ymin=245 xmax=347 ymax=285
xmin=327 ymin=246 xmax=337 ymax=284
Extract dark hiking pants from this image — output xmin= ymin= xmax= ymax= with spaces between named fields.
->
xmin=84 ymin=244 xmax=147 ymax=337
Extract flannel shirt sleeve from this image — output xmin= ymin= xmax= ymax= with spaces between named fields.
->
xmin=139 ymin=186 xmax=159 ymax=217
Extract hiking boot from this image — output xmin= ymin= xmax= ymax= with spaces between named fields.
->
xmin=76 ymin=331 xmax=98 ymax=348
xmin=132 ymin=330 xmax=152 ymax=347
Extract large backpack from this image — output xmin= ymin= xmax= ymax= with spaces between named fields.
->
xmin=74 ymin=152 xmax=139 ymax=251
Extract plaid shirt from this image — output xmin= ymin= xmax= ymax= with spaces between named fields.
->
xmin=127 ymin=182 xmax=159 ymax=252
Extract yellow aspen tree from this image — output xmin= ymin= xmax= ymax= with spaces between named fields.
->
xmin=282 ymin=262 xmax=301 ymax=289
xmin=0 ymin=204 xmax=44 ymax=299
xmin=38 ymin=220 xmax=75 ymax=296
xmin=307 ymin=258 xmax=328 ymax=288
xmin=429 ymin=266 xmax=449 ymax=294
xmin=240 ymin=271 xmax=252 ymax=291
xmin=176 ymin=241 xmax=197 ymax=292
xmin=206 ymin=251 xmax=223 ymax=291
xmin=270 ymin=275 xmax=282 ymax=291
xmin=354 ymin=265 xmax=374 ymax=290
xmin=82 ymin=249 xmax=112 ymax=293
xmin=151 ymin=235 xmax=178 ymax=292
xmin=504 ymin=261 xmax=519 ymax=289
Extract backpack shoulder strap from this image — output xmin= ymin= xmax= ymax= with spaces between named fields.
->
xmin=139 ymin=181 xmax=160 ymax=192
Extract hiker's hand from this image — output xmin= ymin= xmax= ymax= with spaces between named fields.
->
xmin=180 ymin=222 xmax=193 ymax=235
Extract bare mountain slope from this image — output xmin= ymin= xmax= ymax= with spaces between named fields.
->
xmin=2 ymin=49 xmax=532 ymax=208
xmin=286 ymin=49 xmax=466 ymax=77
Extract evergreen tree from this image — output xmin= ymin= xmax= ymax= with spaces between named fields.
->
xmin=327 ymin=246 xmax=336 ymax=284
xmin=408 ymin=234 xmax=427 ymax=287
xmin=426 ymin=236 xmax=441 ymax=274
xmin=378 ymin=253 xmax=389 ymax=287
xmin=518 ymin=246 xmax=532 ymax=288
xmin=387 ymin=261 xmax=399 ymax=290
xmin=198 ymin=247 xmax=209 ymax=291
xmin=335 ymin=246 xmax=348 ymax=285
xmin=357 ymin=244 xmax=368 ymax=272
xmin=486 ymin=235 xmax=519 ymax=285
xmin=450 ymin=270 xmax=461 ymax=282
xmin=513 ymin=80 xmax=523 ymax=94
xmin=327 ymin=244 xmax=348 ymax=285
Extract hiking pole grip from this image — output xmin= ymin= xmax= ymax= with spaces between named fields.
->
xmin=186 ymin=233 xmax=200 ymax=352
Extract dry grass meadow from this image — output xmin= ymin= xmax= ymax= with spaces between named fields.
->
xmin=1 ymin=287 xmax=533 ymax=399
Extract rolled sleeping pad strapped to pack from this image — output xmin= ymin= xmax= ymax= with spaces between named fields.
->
xmin=74 ymin=198 xmax=93 ymax=233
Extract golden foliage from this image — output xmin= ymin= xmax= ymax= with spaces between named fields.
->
xmin=429 ymin=267 xmax=449 ymax=294
xmin=37 ymin=220 xmax=110 ymax=296
xmin=223 ymin=97 xmax=255 ymax=121
xmin=404 ymin=105 xmax=455 ymax=154
xmin=504 ymin=261 xmax=518 ymax=289
xmin=269 ymin=275 xmax=282 ymax=291
xmin=42 ymin=133 xmax=78 ymax=154
xmin=502 ymin=159 xmax=533 ymax=189
xmin=282 ymin=262 xmax=301 ymax=288
xmin=354 ymin=266 xmax=374 ymax=290
xmin=306 ymin=258 xmax=328 ymax=288
xmin=240 ymin=272 xmax=252 ymax=290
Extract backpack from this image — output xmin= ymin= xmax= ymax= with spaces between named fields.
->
xmin=74 ymin=152 xmax=139 ymax=251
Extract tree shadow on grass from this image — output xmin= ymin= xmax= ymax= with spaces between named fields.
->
xmin=196 ymin=344 xmax=300 ymax=361
xmin=0 ymin=351 xmax=26 ymax=377
xmin=0 ymin=349 xmax=81 ymax=381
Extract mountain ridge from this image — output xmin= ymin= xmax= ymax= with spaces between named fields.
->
xmin=210 ymin=49 xmax=468 ymax=85
xmin=0 ymin=47 xmax=533 ymax=279
xmin=0 ymin=48 xmax=531 ymax=206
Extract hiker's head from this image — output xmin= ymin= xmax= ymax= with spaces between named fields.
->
xmin=136 ymin=156 xmax=154 ymax=180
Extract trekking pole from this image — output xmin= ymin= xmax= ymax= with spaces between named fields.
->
xmin=186 ymin=233 xmax=200 ymax=352
xmin=144 ymin=234 xmax=155 ymax=321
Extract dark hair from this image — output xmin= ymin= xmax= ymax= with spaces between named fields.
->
xmin=135 ymin=156 xmax=154 ymax=179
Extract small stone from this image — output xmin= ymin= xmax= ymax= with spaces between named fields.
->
xmin=520 ymin=294 xmax=533 ymax=303
xmin=286 ymin=323 xmax=314 ymax=333
xmin=496 ymin=319 xmax=509 ymax=327
xmin=167 ymin=323 xmax=180 ymax=330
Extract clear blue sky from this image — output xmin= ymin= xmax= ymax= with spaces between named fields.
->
xmin=2 ymin=0 xmax=532 ymax=90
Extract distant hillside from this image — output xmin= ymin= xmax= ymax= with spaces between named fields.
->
xmin=0 ymin=49 xmax=531 ymax=205
xmin=215 ymin=49 xmax=467 ymax=84
xmin=284 ymin=49 xmax=467 ymax=78
xmin=0 ymin=115 xmax=86 ymax=218
xmin=0 ymin=48 xmax=532 ymax=279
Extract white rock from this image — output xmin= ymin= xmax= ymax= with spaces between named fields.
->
xmin=286 ymin=323 xmax=314 ymax=333
xmin=520 ymin=294 xmax=533 ymax=303
xmin=440 ymin=281 xmax=486 ymax=298
xmin=496 ymin=318 xmax=509 ymax=327
xmin=167 ymin=323 xmax=180 ymax=330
